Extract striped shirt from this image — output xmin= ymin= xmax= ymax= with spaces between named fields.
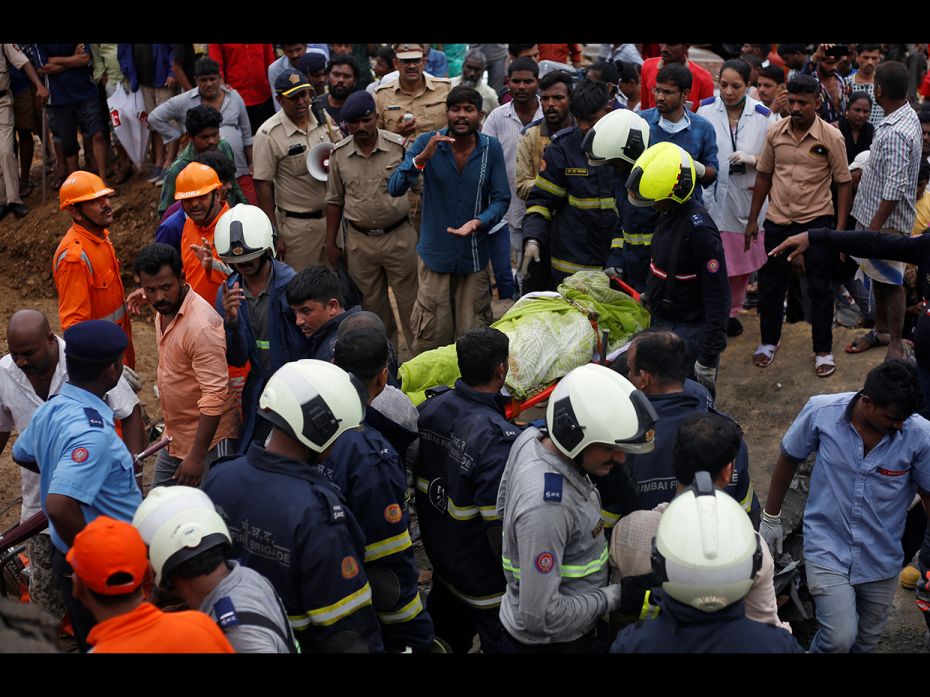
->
xmin=851 ymin=104 xmax=923 ymax=233
xmin=482 ymin=101 xmax=543 ymax=229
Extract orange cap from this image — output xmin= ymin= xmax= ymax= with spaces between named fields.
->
xmin=66 ymin=516 xmax=148 ymax=595
xmin=174 ymin=163 xmax=222 ymax=200
xmin=58 ymin=171 xmax=115 ymax=210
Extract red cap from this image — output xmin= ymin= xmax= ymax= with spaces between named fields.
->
xmin=66 ymin=516 xmax=148 ymax=595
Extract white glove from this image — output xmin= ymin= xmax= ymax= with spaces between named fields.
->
xmin=693 ymin=361 xmax=716 ymax=392
xmin=729 ymin=150 xmax=757 ymax=167
xmin=693 ymin=160 xmax=706 ymax=179
xmin=122 ymin=365 xmax=142 ymax=393
xmin=520 ymin=240 xmax=541 ymax=277
xmin=759 ymin=509 xmax=785 ymax=556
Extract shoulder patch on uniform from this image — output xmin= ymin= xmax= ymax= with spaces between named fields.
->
xmin=543 ymin=472 xmax=563 ymax=503
xmin=382 ymin=130 xmax=406 ymax=146
xmin=535 ymin=552 xmax=555 ymax=574
xmin=84 ymin=407 xmax=104 ymax=429
xmin=699 ymin=96 xmax=716 ymax=106
xmin=384 ymin=503 xmax=403 ymax=524
xmin=690 ymin=212 xmax=713 ymax=229
xmin=71 ymin=447 xmax=89 ymax=463
xmin=213 ymin=596 xmax=240 ymax=631
xmin=706 ymin=259 xmax=720 ymax=273
xmin=754 ymin=103 xmax=772 ymax=117
xmin=341 ymin=556 xmax=360 ymax=579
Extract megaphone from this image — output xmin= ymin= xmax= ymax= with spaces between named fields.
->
xmin=307 ymin=142 xmax=335 ymax=182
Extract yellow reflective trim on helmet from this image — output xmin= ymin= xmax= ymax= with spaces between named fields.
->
xmin=551 ymin=256 xmax=602 ymax=274
xmin=364 ymin=530 xmax=413 ymax=562
xmin=300 ymin=582 xmax=373 ymax=627
xmin=526 ymin=205 xmax=552 ymax=221
xmin=377 ymin=593 xmax=424 ymax=624
xmin=534 ymin=174 xmax=567 ymax=198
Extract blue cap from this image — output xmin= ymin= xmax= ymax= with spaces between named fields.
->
xmin=341 ymin=91 xmax=375 ymax=122
xmin=297 ymin=52 xmax=327 ymax=76
xmin=64 ymin=320 xmax=128 ymax=363
xmin=275 ymin=68 xmax=312 ymax=97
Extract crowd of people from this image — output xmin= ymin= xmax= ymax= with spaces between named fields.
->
xmin=1 ymin=41 xmax=929 ymax=654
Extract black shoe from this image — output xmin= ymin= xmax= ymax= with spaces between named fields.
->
xmin=0 ymin=204 xmax=8 ymax=221
xmin=8 ymin=203 xmax=29 ymax=219
xmin=726 ymin=317 xmax=743 ymax=337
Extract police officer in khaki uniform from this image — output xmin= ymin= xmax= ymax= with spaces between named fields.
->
xmin=253 ymin=67 xmax=339 ymax=272
xmin=375 ymin=43 xmax=451 ymax=235
xmin=326 ymin=91 xmax=419 ymax=352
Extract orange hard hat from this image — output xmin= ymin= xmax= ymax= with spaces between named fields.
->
xmin=175 ymin=163 xmax=222 ymax=200
xmin=58 ymin=171 xmax=115 ymax=210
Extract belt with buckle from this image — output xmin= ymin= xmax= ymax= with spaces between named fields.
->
xmin=349 ymin=217 xmax=406 ymax=237
xmin=281 ymin=208 xmax=323 ymax=220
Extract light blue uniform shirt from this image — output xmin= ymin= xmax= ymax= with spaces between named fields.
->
xmin=781 ymin=391 xmax=930 ymax=583
xmin=13 ymin=383 xmax=142 ymax=553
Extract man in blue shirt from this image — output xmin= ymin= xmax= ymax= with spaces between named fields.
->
xmin=388 ymin=85 xmax=510 ymax=355
xmin=761 ymin=359 xmax=930 ymax=653
xmin=622 ymin=63 xmax=719 ymax=291
xmin=12 ymin=319 xmax=142 ymax=651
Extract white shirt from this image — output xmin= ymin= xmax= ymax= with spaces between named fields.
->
xmin=697 ymin=95 xmax=777 ymax=232
xmin=0 ymin=336 xmax=138 ymax=522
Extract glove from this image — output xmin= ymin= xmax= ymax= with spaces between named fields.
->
xmin=759 ymin=509 xmax=785 ymax=556
xmin=520 ymin=240 xmax=541 ymax=277
xmin=603 ymin=266 xmax=623 ymax=280
xmin=693 ymin=160 xmax=706 ymax=179
xmin=729 ymin=150 xmax=756 ymax=167
xmin=693 ymin=360 xmax=716 ymax=392
xmin=122 ymin=365 xmax=142 ymax=393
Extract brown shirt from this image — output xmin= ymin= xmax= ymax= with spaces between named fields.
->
xmin=755 ymin=115 xmax=851 ymax=225
xmin=252 ymin=108 xmax=338 ymax=213
xmin=156 ymin=288 xmax=240 ymax=460
xmin=326 ymin=129 xmax=418 ymax=228
xmin=374 ymin=73 xmax=451 ymax=138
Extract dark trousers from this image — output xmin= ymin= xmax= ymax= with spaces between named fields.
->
xmin=51 ymin=545 xmax=97 ymax=652
xmin=245 ymin=98 xmax=275 ymax=138
xmin=759 ymin=217 xmax=835 ymax=354
xmin=426 ymin=579 xmax=504 ymax=653
xmin=501 ymin=621 xmax=607 ymax=653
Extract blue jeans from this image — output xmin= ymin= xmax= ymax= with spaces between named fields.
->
xmin=489 ymin=223 xmax=516 ymax=300
xmin=806 ymin=560 xmax=897 ymax=653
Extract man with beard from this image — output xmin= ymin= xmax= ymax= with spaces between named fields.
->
xmin=516 ymin=71 xmax=573 ymax=201
xmin=450 ymin=49 xmax=499 ymax=116
xmin=326 ymin=90 xmax=419 ymax=352
xmin=482 ymin=57 xmax=542 ymax=302
xmin=313 ymin=55 xmax=359 ymax=132
xmin=640 ymin=44 xmax=714 ymax=112
xmin=213 ymin=204 xmax=307 ymax=450
xmin=0 ymin=310 xmax=143 ymax=626
xmin=388 ymin=86 xmax=509 ymax=354
xmin=54 ymin=172 xmax=135 ymax=369
xmin=134 ymin=243 xmax=240 ymax=489
xmin=254 ymin=67 xmax=339 ymax=271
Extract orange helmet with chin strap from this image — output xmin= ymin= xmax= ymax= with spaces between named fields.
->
xmin=174 ymin=163 xmax=222 ymax=200
xmin=58 ymin=171 xmax=114 ymax=210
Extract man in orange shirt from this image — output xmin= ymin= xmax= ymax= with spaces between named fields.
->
xmin=640 ymin=44 xmax=715 ymax=113
xmin=53 ymin=171 xmax=135 ymax=369
xmin=134 ymin=243 xmax=240 ymax=489
xmin=68 ymin=515 xmax=234 ymax=653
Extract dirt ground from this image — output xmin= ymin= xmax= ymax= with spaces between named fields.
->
xmin=0 ymin=164 xmax=925 ymax=651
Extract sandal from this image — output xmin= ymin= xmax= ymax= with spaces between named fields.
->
xmin=753 ymin=343 xmax=779 ymax=368
xmin=846 ymin=328 xmax=889 ymax=354
xmin=815 ymin=354 xmax=836 ymax=378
